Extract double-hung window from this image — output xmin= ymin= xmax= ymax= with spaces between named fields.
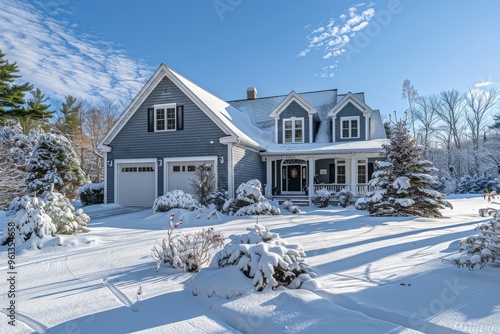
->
xmin=357 ymin=160 xmax=367 ymax=184
xmin=340 ymin=116 xmax=360 ymax=139
xmin=283 ymin=117 xmax=304 ymax=143
xmin=155 ymin=103 xmax=176 ymax=131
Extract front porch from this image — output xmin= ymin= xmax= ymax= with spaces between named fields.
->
xmin=264 ymin=153 xmax=382 ymax=205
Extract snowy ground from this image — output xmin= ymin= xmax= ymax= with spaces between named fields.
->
xmin=1 ymin=195 xmax=499 ymax=334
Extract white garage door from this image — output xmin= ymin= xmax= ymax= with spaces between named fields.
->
xmin=118 ymin=163 xmax=156 ymax=207
xmin=167 ymin=161 xmax=213 ymax=194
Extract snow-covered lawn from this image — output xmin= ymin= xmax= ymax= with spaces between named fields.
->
xmin=1 ymin=196 xmax=498 ymax=333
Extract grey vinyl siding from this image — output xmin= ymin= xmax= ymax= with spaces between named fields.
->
xmin=107 ymin=77 xmax=228 ymax=203
xmin=335 ymin=102 xmax=366 ymax=142
xmin=277 ymin=101 xmax=310 ymax=144
xmin=233 ymin=146 xmax=265 ymax=194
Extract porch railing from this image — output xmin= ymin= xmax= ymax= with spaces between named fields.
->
xmin=313 ymin=184 xmax=374 ymax=196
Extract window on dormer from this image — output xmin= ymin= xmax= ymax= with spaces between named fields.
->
xmin=283 ymin=117 xmax=304 ymax=143
xmin=340 ymin=116 xmax=360 ymax=139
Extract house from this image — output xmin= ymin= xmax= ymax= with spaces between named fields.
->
xmin=98 ymin=64 xmax=389 ymax=206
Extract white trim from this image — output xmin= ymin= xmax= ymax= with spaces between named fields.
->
xmin=265 ymin=158 xmax=272 ymax=197
xmin=340 ymin=116 xmax=360 ymax=139
xmin=274 ymin=118 xmax=278 ymax=144
xmin=280 ymin=159 xmax=308 ymax=193
xmin=163 ymin=156 xmax=218 ymax=194
xmin=269 ymin=90 xmax=318 ymax=119
xmin=308 ymin=157 xmax=314 ymax=205
xmin=308 ymin=114 xmax=313 ymax=143
xmin=154 ymin=103 xmax=177 ymax=132
xmin=282 ymin=117 xmax=305 ymax=143
xmin=103 ymin=152 xmax=108 ymax=204
xmin=228 ymin=145 xmax=234 ymax=198
xmin=350 ymin=157 xmax=357 ymax=192
xmin=331 ymin=116 xmax=336 ymax=143
xmin=115 ymin=158 xmax=157 ymax=205
xmin=365 ymin=113 xmax=370 ymax=140
xmin=336 ymin=159 xmax=347 ymax=184
xmin=327 ymin=92 xmax=373 ymax=118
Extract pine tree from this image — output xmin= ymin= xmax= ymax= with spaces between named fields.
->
xmin=26 ymin=133 xmax=88 ymax=198
xmin=358 ymin=118 xmax=446 ymax=217
xmin=54 ymin=95 xmax=82 ymax=139
xmin=17 ymin=88 xmax=53 ymax=133
xmin=0 ymin=49 xmax=33 ymax=123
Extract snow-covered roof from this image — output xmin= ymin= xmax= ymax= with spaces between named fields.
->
xmin=260 ymin=139 xmax=389 ymax=156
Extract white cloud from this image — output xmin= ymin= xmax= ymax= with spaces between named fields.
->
xmin=475 ymin=81 xmax=494 ymax=88
xmin=298 ymin=3 xmax=377 ymax=78
xmin=0 ymin=0 xmax=153 ymax=105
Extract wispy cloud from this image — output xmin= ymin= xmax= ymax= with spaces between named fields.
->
xmin=299 ymin=3 xmax=376 ymax=77
xmin=0 ymin=0 xmax=153 ymax=105
xmin=475 ymin=81 xmax=494 ymax=88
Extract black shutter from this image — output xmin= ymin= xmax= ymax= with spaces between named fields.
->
xmin=176 ymin=105 xmax=184 ymax=130
xmin=147 ymin=108 xmax=154 ymax=132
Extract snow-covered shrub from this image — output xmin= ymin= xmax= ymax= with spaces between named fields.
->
xmin=79 ymin=183 xmax=104 ymax=206
xmin=222 ymin=179 xmax=280 ymax=216
xmin=152 ymin=213 xmax=224 ymax=272
xmin=207 ymin=188 xmax=228 ymax=211
xmin=43 ymin=191 xmax=89 ymax=234
xmin=453 ymin=218 xmax=500 ymax=270
xmin=456 ymin=174 xmax=500 ymax=194
xmin=283 ymin=200 xmax=301 ymax=214
xmin=335 ymin=188 xmax=354 ymax=207
xmin=1 ymin=196 xmax=56 ymax=248
xmin=213 ymin=224 xmax=315 ymax=291
xmin=311 ymin=189 xmax=332 ymax=207
xmin=190 ymin=163 xmax=216 ymax=206
xmin=26 ymin=133 xmax=88 ymax=198
xmin=354 ymin=197 xmax=368 ymax=210
xmin=153 ymin=190 xmax=201 ymax=212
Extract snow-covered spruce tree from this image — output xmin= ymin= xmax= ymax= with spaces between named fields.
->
xmin=453 ymin=218 xmax=500 ymax=270
xmin=336 ymin=188 xmax=355 ymax=207
xmin=79 ymin=183 xmax=104 ymax=206
xmin=1 ymin=196 xmax=56 ymax=248
xmin=356 ymin=118 xmax=446 ymax=217
xmin=222 ymin=179 xmax=280 ymax=216
xmin=26 ymin=133 xmax=88 ymax=198
xmin=207 ymin=188 xmax=228 ymax=211
xmin=213 ymin=224 xmax=315 ymax=291
xmin=190 ymin=163 xmax=215 ymax=206
xmin=43 ymin=191 xmax=89 ymax=234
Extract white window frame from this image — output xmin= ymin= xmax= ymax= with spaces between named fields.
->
xmin=336 ymin=160 xmax=346 ymax=184
xmin=154 ymin=103 xmax=177 ymax=132
xmin=357 ymin=159 xmax=367 ymax=184
xmin=340 ymin=116 xmax=360 ymax=139
xmin=282 ymin=117 xmax=304 ymax=143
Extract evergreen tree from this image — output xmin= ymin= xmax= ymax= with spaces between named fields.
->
xmin=0 ymin=49 xmax=33 ymax=123
xmin=18 ymin=88 xmax=53 ymax=133
xmin=26 ymin=133 xmax=88 ymax=198
xmin=357 ymin=118 xmax=446 ymax=217
xmin=54 ymin=95 xmax=82 ymax=139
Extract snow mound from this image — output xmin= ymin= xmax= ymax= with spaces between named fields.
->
xmin=153 ymin=190 xmax=201 ymax=212
xmin=188 ymin=266 xmax=255 ymax=299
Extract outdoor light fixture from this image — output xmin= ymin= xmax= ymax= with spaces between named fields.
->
xmin=219 ymin=154 xmax=224 ymax=164
xmin=107 ymin=160 xmax=113 ymax=167
xmin=157 ymin=158 xmax=163 ymax=167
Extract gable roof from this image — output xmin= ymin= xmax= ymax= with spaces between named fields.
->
xmin=327 ymin=91 xmax=373 ymax=117
xmin=99 ymin=64 xmax=266 ymax=151
xmin=268 ymin=90 xmax=319 ymax=119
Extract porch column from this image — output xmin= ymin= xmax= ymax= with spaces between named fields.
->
xmin=308 ymin=114 xmax=313 ymax=143
xmin=265 ymin=158 xmax=272 ymax=197
xmin=364 ymin=114 xmax=370 ymax=140
xmin=274 ymin=118 xmax=278 ymax=143
xmin=308 ymin=157 xmax=315 ymax=205
xmin=350 ymin=156 xmax=357 ymax=195
xmin=331 ymin=116 xmax=336 ymax=142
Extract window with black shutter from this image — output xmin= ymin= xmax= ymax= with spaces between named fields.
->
xmin=176 ymin=105 xmax=184 ymax=130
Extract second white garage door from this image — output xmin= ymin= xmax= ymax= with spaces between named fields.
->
xmin=167 ymin=161 xmax=214 ymax=194
xmin=118 ymin=162 xmax=156 ymax=207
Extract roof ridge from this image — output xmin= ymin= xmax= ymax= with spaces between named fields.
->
xmin=228 ymin=88 xmax=338 ymax=102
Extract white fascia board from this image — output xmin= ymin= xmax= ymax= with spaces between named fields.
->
xmin=327 ymin=92 xmax=373 ymax=117
xmin=98 ymin=144 xmax=112 ymax=153
xmin=269 ymin=91 xmax=318 ymax=118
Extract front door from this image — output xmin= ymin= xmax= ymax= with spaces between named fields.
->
xmin=287 ymin=165 xmax=301 ymax=191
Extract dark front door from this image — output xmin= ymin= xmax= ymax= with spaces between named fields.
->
xmin=288 ymin=165 xmax=301 ymax=191
xmin=329 ymin=164 xmax=336 ymax=183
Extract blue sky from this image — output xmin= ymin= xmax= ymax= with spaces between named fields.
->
xmin=1 ymin=0 xmax=499 ymax=118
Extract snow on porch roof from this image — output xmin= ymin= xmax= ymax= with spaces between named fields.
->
xmin=260 ymin=139 xmax=389 ymax=156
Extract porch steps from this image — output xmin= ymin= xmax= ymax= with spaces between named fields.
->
xmin=271 ymin=195 xmax=310 ymax=206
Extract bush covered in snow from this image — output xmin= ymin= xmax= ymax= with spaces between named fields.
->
xmin=282 ymin=200 xmax=301 ymax=214
xmin=456 ymin=174 xmax=500 ymax=194
xmin=153 ymin=190 xmax=201 ymax=212
xmin=26 ymin=133 xmax=88 ymax=198
xmin=152 ymin=213 xmax=224 ymax=272
xmin=453 ymin=217 xmax=500 ymax=270
xmin=79 ymin=183 xmax=104 ymax=206
xmin=43 ymin=191 xmax=89 ymax=234
xmin=190 ymin=163 xmax=216 ymax=206
xmin=213 ymin=224 xmax=316 ymax=291
xmin=222 ymin=179 xmax=280 ymax=216
xmin=311 ymin=189 xmax=332 ymax=208
xmin=1 ymin=196 xmax=56 ymax=248
xmin=335 ymin=188 xmax=355 ymax=207
xmin=207 ymin=188 xmax=228 ymax=212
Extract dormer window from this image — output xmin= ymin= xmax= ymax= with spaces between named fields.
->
xmin=283 ymin=117 xmax=303 ymax=143
xmin=340 ymin=116 xmax=359 ymax=139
